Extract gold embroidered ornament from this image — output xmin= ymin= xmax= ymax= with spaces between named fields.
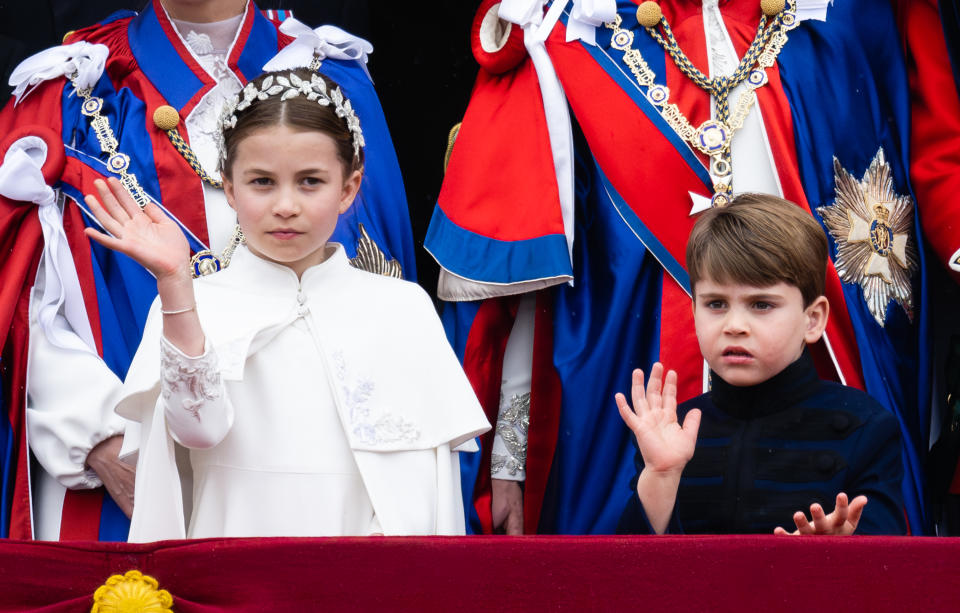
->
xmin=605 ymin=0 xmax=798 ymax=207
xmin=817 ymin=149 xmax=917 ymax=326
xmin=90 ymin=570 xmax=173 ymax=613
xmin=350 ymin=223 xmax=403 ymax=278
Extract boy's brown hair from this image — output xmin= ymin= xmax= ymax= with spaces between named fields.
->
xmin=686 ymin=193 xmax=828 ymax=306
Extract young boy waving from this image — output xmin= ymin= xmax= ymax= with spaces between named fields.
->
xmin=615 ymin=194 xmax=906 ymax=535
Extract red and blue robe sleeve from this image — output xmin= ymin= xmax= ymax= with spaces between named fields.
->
xmin=427 ymin=69 xmax=571 ymax=287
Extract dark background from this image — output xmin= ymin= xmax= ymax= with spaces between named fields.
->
xmin=0 ymin=0 xmax=481 ymax=300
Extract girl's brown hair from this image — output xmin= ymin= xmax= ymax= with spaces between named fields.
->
xmin=221 ymin=68 xmax=364 ymax=179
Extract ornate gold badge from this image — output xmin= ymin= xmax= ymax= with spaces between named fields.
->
xmin=817 ymin=149 xmax=917 ymax=326
xmin=91 ymin=570 xmax=173 ymax=613
xmin=349 ymin=223 xmax=403 ymax=279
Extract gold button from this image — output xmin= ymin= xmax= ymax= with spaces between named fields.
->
xmin=152 ymin=105 xmax=180 ymax=132
xmin=636 ymin=1 xmax=663 ymax=28
xmin=761 ymin=0 xmax=786 ymax=17
xmin=62 ymin=30 xmax=75 ymax=43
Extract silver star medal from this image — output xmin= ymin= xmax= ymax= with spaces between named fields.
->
xmin=818 ymin=149 xmax=918 ymax=326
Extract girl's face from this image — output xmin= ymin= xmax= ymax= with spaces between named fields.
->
xmin=223 ymin=124 xmax=361 ymax=277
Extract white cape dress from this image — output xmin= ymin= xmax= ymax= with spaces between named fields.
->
xmin=116 ymin=244 xmax=490 ymax=541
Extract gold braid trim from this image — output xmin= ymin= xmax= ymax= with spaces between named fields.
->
xmin=166 ymin=128 xmax=223 ymax=189
xmin=444 ymin=122 xmax=461 ymax=174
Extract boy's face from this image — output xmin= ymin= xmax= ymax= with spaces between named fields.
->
xmin=692 ymin=278 xmax=829 ymax=387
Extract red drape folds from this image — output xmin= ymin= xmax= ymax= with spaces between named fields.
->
xmin=1 ymin=536 xmax=958 ymax=611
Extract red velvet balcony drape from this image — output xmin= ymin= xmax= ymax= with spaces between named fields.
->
xmin=2 ymin=536 xmax=958 ymax=611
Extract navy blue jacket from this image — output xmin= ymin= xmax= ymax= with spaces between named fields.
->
xmin=617 ymin=350 xmax=907 ymax=535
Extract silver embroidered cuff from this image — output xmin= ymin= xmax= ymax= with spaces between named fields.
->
xmin=491 ymin=392 xmax=530 ymax=481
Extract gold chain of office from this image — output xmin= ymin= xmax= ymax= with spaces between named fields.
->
xmin=605 ymin=0 xmax=798 ymax=207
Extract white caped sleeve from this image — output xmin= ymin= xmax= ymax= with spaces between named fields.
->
xmin=159 ymin=336 xmax=233 ymax=449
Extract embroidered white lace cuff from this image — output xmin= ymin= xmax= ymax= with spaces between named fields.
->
xmin=160 ymin=336 xmax=224 ymax=429
xmin=491 ymin=392 xmax=530 ymax=481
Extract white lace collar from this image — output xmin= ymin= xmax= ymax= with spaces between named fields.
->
xmin=172 ymin=13 xmax=245 ymax=57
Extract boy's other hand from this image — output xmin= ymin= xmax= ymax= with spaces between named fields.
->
xmin=774 ymin=492 xmax=868 ymax=536
xmin=615 ymin=363 xmax=701 ymax=475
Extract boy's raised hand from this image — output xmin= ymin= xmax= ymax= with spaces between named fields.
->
xmin=616 ymin=363 xmax=701 ymax=534
xmin=774 ymin=492 xmax=868 ymax=536
xmin=83 ymin=178 xmax=190 ymax=281
xmin=615 ymin=363 xmax=701 ymax=474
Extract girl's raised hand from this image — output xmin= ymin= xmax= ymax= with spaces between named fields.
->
xmin=615 ymin=363 xmax=701 ymax=475
xmin=83 ymin=178 xmax=191 ymax=280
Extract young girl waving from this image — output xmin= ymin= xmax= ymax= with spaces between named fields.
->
xmin=85 ymin=69 xmax=489 ymax=541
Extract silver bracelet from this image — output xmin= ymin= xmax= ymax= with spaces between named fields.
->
xmin=160 ymin=304 xmax=196 ymax=316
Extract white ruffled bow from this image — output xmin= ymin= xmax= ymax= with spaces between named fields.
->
xmin=565 ymin=0 xmax=618 ymax=44
xmin=0 ymin=138 xmax=96 ymax=353
xmin=499 ymin=0 xmax=616 ymax=46
xmin=499 ymin=0 xmax=546 ymax=27
xmin=262 ymin=18 xmax=374 ymax=80
xmin=8 ymin=41 xmax=108 ymax=105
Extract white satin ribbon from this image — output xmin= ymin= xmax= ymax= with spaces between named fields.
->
xmin=263 ymin=18 xmax=374 ymax=80
xmin=501 ymin=0 xmax=615 ymax=45
xmin=496 ymin=1 xmax=578 ymax=275
xmin=8 ymin=42 xmax=108 ymax=105
xmin=0 ymin=138 xmax=96 ymax=353
xmin=493 ymin=0 xmax=616 ymax=274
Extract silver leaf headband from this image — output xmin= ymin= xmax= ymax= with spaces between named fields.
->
xmin=217 ymin=72 xmax=365 ymax=168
